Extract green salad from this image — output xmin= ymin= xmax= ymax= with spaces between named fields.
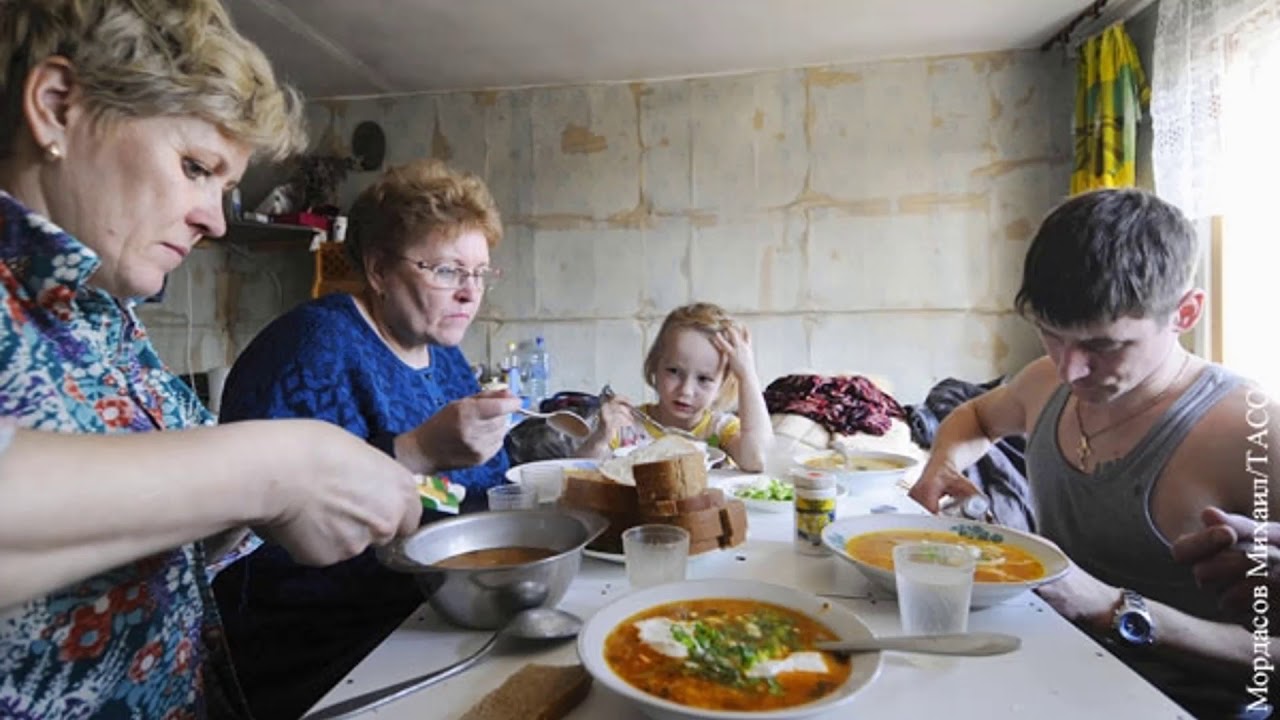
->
xmin=733 ymin=477 xmax=794 ymax=503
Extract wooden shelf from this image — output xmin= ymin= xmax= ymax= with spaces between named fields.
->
xmin=207 ymin=220 xmax=322 ymax=251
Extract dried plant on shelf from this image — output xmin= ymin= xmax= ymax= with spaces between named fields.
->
xmin=290 ymin=154 xmax=356 ymax=212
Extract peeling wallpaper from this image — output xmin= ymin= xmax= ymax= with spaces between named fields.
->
xmin=143 ymin=49 xmax=1072 ymax=406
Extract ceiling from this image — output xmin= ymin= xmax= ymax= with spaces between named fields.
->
xmin=226 ymin=0 xmax=1149 ymax=99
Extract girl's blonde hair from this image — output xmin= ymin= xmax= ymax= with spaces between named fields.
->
xmin=345 ymin=158 xmax=504 ymax=275
xmin=643 ymin=302 xmax=741 ymax=412
xmin=0 ymin=0 xmax=306 ymax=161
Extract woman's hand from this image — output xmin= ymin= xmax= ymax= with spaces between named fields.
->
xmin=712 ymin=324 xmax=757 ymax=381
xmin=398 ymin=389 xmax=522 ymax=474
xmin=260 ymin=421 xmax=422 ymax=565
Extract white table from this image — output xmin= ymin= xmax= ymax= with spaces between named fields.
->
xmin=311 ymin=473 xmax=1189 ymax=719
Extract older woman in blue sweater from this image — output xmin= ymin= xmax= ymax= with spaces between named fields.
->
xmin=213 ymin=159 xmax=520 ymax=719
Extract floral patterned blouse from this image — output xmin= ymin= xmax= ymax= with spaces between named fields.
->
xmin=0 ymin=192 xmax=249 ymax=719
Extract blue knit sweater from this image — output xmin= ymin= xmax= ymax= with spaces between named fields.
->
xmin=212 ymin=292 xmax=508 ymax=719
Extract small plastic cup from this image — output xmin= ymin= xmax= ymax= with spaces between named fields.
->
xmin=486 ymin=483 xmax=537 ymax=511
xmin=893 ymin=542 xmax=977 ymax=635
xmin=622 ymin=524 xmax=690 ymax=589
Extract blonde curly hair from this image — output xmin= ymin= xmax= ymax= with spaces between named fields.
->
xmin=643 ymin=302 xmax=742 ymax=412
xmin=0 ymin=0 xmax=306 ymax=160
xmin=346 ymin=158 xmax=504 ymax=275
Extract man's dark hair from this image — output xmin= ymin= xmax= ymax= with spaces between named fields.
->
xmin=1015 ymin=188 xmax=1198 ymax=328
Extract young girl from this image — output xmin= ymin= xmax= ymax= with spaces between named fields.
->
xmin=577 ymin=302 xmax=772 ymax=471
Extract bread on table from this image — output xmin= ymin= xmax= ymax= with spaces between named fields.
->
xmin=558 ymin=437 xmax=747 ymax=555
xmin=459 ymin=663 xmax=591 ymax=720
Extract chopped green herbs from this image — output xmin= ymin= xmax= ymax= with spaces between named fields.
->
xmin=666 ymin=609 xmax=802 ymax=691
xmin=733 ymin=477 xmax=794 ymax=502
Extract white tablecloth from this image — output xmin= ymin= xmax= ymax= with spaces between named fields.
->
xmin=309 ymin=472 xmax=1187 ymax=718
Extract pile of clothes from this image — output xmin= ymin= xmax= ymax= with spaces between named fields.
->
xmin=764 ymin=374 xmax=906 ymax=436
xmin=906 ymin=377 xmax=1035 ymax=532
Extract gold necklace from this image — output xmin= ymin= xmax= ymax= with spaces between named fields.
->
xmin=1073 ymin=354 xmax=1191 ymax=471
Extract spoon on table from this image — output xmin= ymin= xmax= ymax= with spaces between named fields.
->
xmin=302 ymin=607 xmax=584 ymax=720
xmin=815 ymin=631 xmax=1020 ymax=657
xmin=516 ymin=407 xmax=592 ymax=439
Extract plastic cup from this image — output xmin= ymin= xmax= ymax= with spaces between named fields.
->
xmin=486 ymin=483 xmax=537 ymax=511
xmin=893 ymin=542 xmax=977 ymax=635
xmin=622 ymin=524 xmax=690 ymax=589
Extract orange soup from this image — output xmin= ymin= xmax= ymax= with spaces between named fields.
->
xmin=604 ymin=599 xmax=852 ymax=712
xmin=433 ymin=546 xmax=556 ymax=569
xmin=845 ymin=529 xmax=1045 ymax=583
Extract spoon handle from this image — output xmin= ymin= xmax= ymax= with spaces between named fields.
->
xmin=302 ymin=632 xmax=500 ymax=719
xmin=815 ymin=632 xmax=1020 ymax=656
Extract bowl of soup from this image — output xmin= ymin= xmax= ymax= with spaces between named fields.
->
xmin=792 ymin=449 xmax=919 ymax=497
xmin=820 ymin=513 xmax=1070 ymax=607
xmin=377 ymin=508 xmax=607 ymax=629
xmin=578 ymin=579 xmax=882 ymax=720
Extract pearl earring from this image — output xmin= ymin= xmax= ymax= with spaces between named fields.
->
xmin=43 ymin=142 xmax=63 ymax=161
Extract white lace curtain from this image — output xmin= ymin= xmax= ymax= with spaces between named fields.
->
xmin=1151 ymin=0 xmax=1280 ymax=220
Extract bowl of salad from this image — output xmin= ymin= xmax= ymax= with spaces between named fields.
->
xmin=726 ymin=475 xmax=846 ymax=513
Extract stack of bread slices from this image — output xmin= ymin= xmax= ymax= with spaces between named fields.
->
xmin=560 ymin=435 xmax=748 ymax=554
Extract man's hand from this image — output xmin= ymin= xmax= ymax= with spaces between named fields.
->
xmin=1172 ymin=506 xmax=1279 ymax=623
xmin=401 ymin=390 xmax=522 ymax=473
xmin=1034 ymin=563 xmax=1122 ymax=633
xmin=908 ymin=458 xmax=983 ymax=513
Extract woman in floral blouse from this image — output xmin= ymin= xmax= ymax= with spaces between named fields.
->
xmin=0 ymin=1 xmax=422 ymax=718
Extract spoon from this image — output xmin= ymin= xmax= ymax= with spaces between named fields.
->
xmin=302 ymin=607 xmax=584 ymax=720
xmin=516 ymin=407 xmax=591 ymax=439
xmin=599 ymin=384 xmax=699 ymax=442
xmin=622 ymin=404 xmax=700 ymax=442
xmin=815 ymin=631 xmax=1020 ymax=657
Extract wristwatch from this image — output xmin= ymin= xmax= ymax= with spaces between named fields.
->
xmin=1112 ymin=589 xmax=1156 ymax=646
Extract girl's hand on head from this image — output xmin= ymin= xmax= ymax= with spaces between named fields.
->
xmin=712 ymin=324 xmax=756 ymax=379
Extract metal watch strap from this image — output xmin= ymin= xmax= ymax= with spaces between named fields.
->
xmin=1112 ymin=588 xmax=1155 ymax=646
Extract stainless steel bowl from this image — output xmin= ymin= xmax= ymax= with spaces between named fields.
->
xmin=377 ymin=508 xmax=607 ymax=629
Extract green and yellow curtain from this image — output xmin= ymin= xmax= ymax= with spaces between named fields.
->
xmin=1071 ymin=23 xmax=1150 ymax=194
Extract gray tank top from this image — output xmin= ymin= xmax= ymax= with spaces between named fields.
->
xmin=1028 ymin=364 xmax=1240 ymax=620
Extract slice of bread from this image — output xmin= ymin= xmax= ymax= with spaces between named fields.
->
xmin=599 ymin=434 xmax=704 ymax=485
xmin=633 ymin=452 xmax=707 ymax=506
xmin=459 ymin=663 xmax=592 ymax=720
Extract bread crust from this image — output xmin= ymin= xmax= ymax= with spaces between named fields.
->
xmin=558 ymin=455 xmax=747 ymax=555
xmin=459 ymin=663 xmax=592 ymax=720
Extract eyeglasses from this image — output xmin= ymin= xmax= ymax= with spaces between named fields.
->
xmin=396 ymin=257 xmax=502 ymax=290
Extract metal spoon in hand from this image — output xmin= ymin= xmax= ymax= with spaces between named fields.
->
xmin=516 ymin=407 xmax=591 ymax=439
xmin=302 ymin=607 xmax=583 ymax=720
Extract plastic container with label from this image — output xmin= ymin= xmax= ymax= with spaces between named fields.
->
xmin=793 ymin=470 xmax=838 ymax=555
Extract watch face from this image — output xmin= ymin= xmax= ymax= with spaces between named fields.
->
xmin=1117 ymin=611 xmax=1153 ymax=644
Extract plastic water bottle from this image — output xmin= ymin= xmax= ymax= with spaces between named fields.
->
xmin=528 ymin=336 xmax=550 ymax=403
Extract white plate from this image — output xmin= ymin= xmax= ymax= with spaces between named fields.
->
xmin=705 ymin=446 xmax=728 ymax=467
xmin=791 ymin=449 xmax=919 ymax=497
xmin=723 ymin=476 xmax=847 ymax=513
xmin=578 ymin=578 xmax=883 ymax=720
xmin=584 ymin=548 xmax=627 ymax=564
xmin=820 ymin=513 xmax=1071 ymax=608
xmin=584 ymin=547 xmax=718 ymax=564
xmin=504 ymin=458 xmax=599 ymax=503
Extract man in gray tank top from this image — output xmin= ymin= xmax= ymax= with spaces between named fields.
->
xmin=909 ymin=189 xmax=1277 ymax=719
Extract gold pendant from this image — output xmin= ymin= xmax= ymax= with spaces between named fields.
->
xmin=1077 ymin=435 xmax=1091 ymax=469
